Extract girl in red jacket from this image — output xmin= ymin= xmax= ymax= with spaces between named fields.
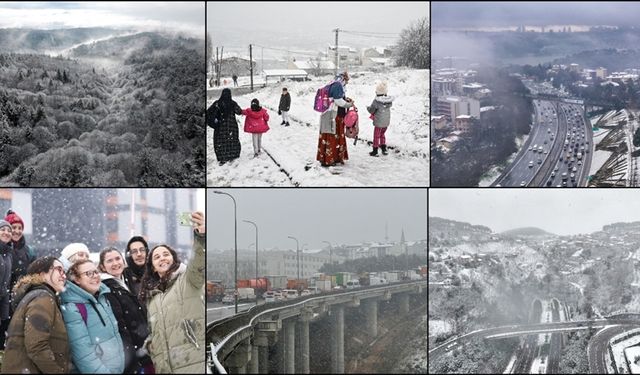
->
xmin=242 ymin=98 xmax=270 ymax=157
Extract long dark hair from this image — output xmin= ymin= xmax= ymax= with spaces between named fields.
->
xmin=138 ymin=244 xmax=181 ymax=305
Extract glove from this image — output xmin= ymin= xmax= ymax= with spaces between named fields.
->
xmin=278 ymin=110 xmax=281 ymax=115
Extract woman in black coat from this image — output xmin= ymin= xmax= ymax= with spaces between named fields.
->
xmin=98 ymin=247 xmax=153 ymax=374
xmin=207 ymin=88 xmax=242 ymax=164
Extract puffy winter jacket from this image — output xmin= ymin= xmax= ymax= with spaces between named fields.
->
xmin=145 ymin=232 xmax=205 ymax=373
xmin=0 ymin=241 xmax=12 ymax=320
xmin=2 ymin=277 xmax=69 ymax=374
xmin=366 ymin=95 xmax=394 ymax=128
xmin=278 ymin=92 xmax=291 ymax=111
xmin=242 ymin=108 xmax=270 ymax=134
xmin=60 ymin=282 xmax=124 ymax=374
xmin=101 ymin=275 xmax=151 ymax=373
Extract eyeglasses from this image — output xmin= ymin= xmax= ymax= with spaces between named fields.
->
xmin=80 ymin=270 xmax=100 ymax=278
xmin=51 ymin=266 xmax=65 ymax=275
xmin=130 ymin=247 xmax=147 ymax=255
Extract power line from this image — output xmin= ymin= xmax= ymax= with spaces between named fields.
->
xmin=251 ymin=43 xmax=322 ymax=59
xmin=341 ymin=29 xmax=399 ymax=36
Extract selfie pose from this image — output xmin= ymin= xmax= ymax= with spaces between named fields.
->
xmin=139 ymin=211 xmax=205 ymax=373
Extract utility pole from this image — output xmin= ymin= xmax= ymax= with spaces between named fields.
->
xmin=333 ymin=28 xmax=339 ymax=76
xmin=249 ymin=44 xmax=254 ymax=91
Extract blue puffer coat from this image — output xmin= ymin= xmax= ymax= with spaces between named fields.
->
xmin=60 ymin=282 xmax=124 ymax=374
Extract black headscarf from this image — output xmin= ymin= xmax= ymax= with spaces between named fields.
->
xmin=217 ymin=88 xmax=238 ymax=116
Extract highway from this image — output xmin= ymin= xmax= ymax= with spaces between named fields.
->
xmin=548 ymin=300 xmax=562 ymax=374
xmin=494 ymin=97 xmax=593 ymax=187
xmin=429 ymin=317 xmax=640 ymax=366
xmin=207 ymin=301 xmax=256 ymax=323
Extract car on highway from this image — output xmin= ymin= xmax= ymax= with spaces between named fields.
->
xmin=529 ymin=161 xmax=534 ymax=168
xmin=571 ymin=173 xmax=575 ymax=180
xmin=222 ymin=294 xmax=235 ymax=305
xmin=538 ymin=159 xmax=542 ymax=164
xmin=562 ymin=172 xmax=568 ymax=181
xmin=562 ymin=181 xmax=567 ymax=187
xmin=572 ymin=167 xmax=577 ymax=173
xmin=578 ymin=160 xmax=582 ymax=166
xmin=520 ymin=181 xmax=526 ymax=187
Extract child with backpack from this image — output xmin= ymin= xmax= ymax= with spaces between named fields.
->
xmin=242 ymin=98 xmax=270 ymax=157
xmin=366 ymin=82 xmax=394 ymax=156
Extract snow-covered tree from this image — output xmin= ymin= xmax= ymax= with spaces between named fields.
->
xmin=393 ymin=17 xmax=429 ymax=69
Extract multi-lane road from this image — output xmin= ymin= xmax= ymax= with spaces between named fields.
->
xmin=429 ymin=314 xmax=640 ymax=373
xmin=494 ymin=98 xmax=593 ymax=187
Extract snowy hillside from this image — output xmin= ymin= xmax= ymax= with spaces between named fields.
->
xmin=207 ymin=68 xmax=429 ymax=186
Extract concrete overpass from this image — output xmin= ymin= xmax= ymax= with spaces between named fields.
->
xmin=207 ymin=280 xmax=427 ymax=374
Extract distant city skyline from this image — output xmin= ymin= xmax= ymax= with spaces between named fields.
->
xmin=429 ymin=189 xmax=640 ymax=236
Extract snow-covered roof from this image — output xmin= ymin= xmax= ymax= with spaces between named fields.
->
xmin=263 ymin=69 xmax=308 ymax=77
xmin=480 ymin=106 xmax=495 ymax=112
xmin=439 ymin=135 xmax=460 ymax=143
xmin=369 ymin=57 xmax=390 ymax=64
xmin=456 ymin=115 xmax=472 ymax=119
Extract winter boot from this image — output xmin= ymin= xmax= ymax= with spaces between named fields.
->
xmin=369 ymin=147 xmax=379 ymax=157
xmin=285 ymin=122 xmax=290 ymax=127
xmin=281 ymin=121 xmax=286 ymax=125
xmin=381 ymin=144 xmax=388 ymax=155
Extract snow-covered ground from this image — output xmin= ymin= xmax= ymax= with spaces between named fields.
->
xmin=395 ymin=314 xmax=428 ymax=373
xmin=478 ymin=134 xmax=528 ymax=187
xmin=207 ymin=69 xmax=429 ymax=186
xmin=429 ymin=319 xmax=453 ymax=337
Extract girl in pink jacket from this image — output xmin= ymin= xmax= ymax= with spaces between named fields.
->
xmin=242 ymin=98 xmax=270 ymax=157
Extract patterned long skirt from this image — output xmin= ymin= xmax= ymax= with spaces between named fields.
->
xmin=316 ymin=115 xmax=349 ymax=166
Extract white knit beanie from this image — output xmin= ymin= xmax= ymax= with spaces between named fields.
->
xmin=61 ymin=243 xmax=90 ymax=261
xmin=376 ymin=81 xmax=388 ymax=95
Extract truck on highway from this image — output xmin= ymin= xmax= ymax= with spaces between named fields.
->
xmin=577 ymin=152 xmax=582 ymax=160
xmin=237 ymin=287 xmax=256 ymax=302
xmin=206 ymin=280 xmax=225 ymax=302
xmin=265 ymin=275 xmax=288 ymax=290
xmin=237 ymin=278 xmax=270 ymax=296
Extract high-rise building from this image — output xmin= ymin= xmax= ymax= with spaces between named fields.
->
xmin=25 ymin=189 xmax=198 ymax=259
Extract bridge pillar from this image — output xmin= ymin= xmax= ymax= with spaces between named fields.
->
xmin=252 ymin=332 xmax=270 ymax=374
xmin=330 ymin=305 xmax=345 ymax=373
xmin=284 ymin=319 xmax=296 ymax=374
xmin=226 ymin=339 xmax=251 ymax=374
xmin=398 ymin=293 xmax=410 ymax=314
xmin=296 ymin=308 xmax=312 ymax=373
xmin=365 ymin=299 xmax=378 ymax=337
xmin=249 ymin=343 xmax=259 ymax=374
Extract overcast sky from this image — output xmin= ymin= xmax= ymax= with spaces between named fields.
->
xmin=0 ymin=2 xmax=204 ymax=37
xmin=430 ymin=189 xmax=640 ymax=236
xmin=208 ymin=1 xmax=428 ymax=54
xmin=433 ymin=2 xmax=640 ymax=29
xmin=208 ymin=189 xmax=427 ymax=251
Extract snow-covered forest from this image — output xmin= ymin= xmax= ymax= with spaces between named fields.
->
xmin=0 ymin=28 xmax=205 ymax=187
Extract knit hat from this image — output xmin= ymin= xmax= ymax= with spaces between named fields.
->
xmin=5 ymin=209 xmax=24 ymax=228
xmin=376 ymin=81 xmax=388 ymax=96
xmin=61 ymin=243 xmax=90 ymax=261
xmin=0 ymin=220 xmax=10 ymax=231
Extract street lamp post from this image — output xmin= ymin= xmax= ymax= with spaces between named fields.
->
xmin=214 ymin=191 xmax=238 ymax=314
xmin=322 ymin=240 xmax=332 ymax=267
xmin=243 ymin=220 xmax=259 ymax=296
xmin=288 ymin=236 xmax=300 ymax=293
